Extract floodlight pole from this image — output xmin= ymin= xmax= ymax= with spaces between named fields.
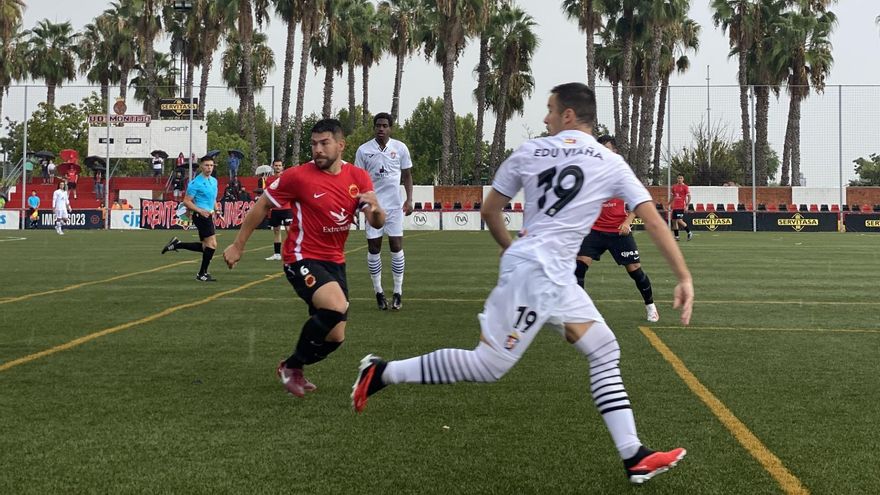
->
xmin=105 ymin=90 xmax=112 ymax=229
xmin=20 ymin=85 xmax=27 ymax=220
xmin=271 ymin=86 xmax=275 ymax=162
xmin=706 ymin=65 xmax=712 ymax=185
xmin=666 ymin=85 xmax=672 ymax=228
xmin=189 ymin=85 xmax=194 ymax=183
xmin=750 ymin=86 xmax=757 ymax=232
xmin=838 ymin=85 xmax=843 ymax=230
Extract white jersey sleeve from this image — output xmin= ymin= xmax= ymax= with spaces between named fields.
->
xmin=492 ymin=145 xmax=526 ymax=199
xmin=398 ymin=142 xmax=413 ymax=171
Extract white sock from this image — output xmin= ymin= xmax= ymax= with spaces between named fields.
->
xmin=391 ymin=250 xmax=405 ymax=294
xmin=367 ymin=252 xmax=383 ymax=293
xmin=383 ymin=343 xmax=513 ymax=385
xmin=572 ymin=321 xmax=641 ymax=460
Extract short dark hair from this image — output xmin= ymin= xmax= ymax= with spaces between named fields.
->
xmin=373 ymin=112 xmax=393 ymax=127
xmin=597 ymin=135 xmax=616 ymax=147
xmin=272 ymin=158 xmax=283 ymax=164
xmin=550 ymin=83 xmax=596 ymax=126
xmin=199 ymin=155 xmax=215 ymax=163
xmin=311 ymin=118 xmax=345 ymax=139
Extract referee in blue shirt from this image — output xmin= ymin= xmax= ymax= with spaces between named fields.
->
xmin=161 ymin=155 xmax=220 ymax=281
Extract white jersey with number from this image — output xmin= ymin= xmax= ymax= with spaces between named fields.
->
xmin=354 ymin=138 xmax=412 ymax=210
xmin=492 ymin=129 xmax=651 ymax=285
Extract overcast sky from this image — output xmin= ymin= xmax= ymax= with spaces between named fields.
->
xmin=11 ymin=0 xmax=880 ymax=185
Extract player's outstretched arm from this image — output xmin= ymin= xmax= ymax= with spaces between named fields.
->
xmin=481 ymin=189 xmax=513 ymax=253
xmin=223 ymin=194 xmax=272 ymax=269
xmin=358 ymin=191 xmax=386 ymax=229
xmin=634 ymin=201 xmax=694 ymax=325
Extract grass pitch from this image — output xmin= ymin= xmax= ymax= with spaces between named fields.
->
xmin=1 ymin=229 xmax=878 ymax=494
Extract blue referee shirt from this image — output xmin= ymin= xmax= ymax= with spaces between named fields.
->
xmin=186 ymin=174 xmax=218 ymax=211
xmin=28 ymin=195 xmax=40 ymax=209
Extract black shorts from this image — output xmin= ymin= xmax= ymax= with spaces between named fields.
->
xmin=577 ymin=229 xmax=640 ymax=266
xmin=284 ymin=260 xmax=349 ymax=313
xmin=268 ymin=209 xmax=292 ymax=228
xmin=67 ymin=181 xmax=77 ymax=190
xmin=192 ymin=212 xmax=216 ymax=240
xmin=672 ymin=209 xmax=685 ymax=220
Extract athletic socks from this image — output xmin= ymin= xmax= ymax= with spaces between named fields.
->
xmin=572 ymin=321 xmax=641 ymax=460
xmin=273 ymin=242 xmax=281 ymax=255
xmin=199 ymin=247 xmax=214 ymax=276
xmin=575 ymin=260 xmax=589 ymax=288
xmin=684 ymin=225 xmax=691 ymax=234
xmin=382 ymin=344 xmax=511 ymax=385
xmin=175 ymin=242 xmax=204 ymax=252
xmin=285 ymin=312 xmax=344 ymax=368
xmin=367 ymin=252 xmax=383 ymax=293
xmin=627 ymin=268 xmax=654 ymax=305
xmin=673 ymin=229 xmax=679 ymax=238
xmin=391 ymin=250 xmax=405 ymax=295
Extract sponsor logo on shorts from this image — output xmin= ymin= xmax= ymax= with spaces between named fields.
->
xmin=620 ymin=250 xmax=639 ymax=258
xmin=777 ymin=213 xmax=818 ymax=232
xmin=504 ymin=333 xmax=520 ymax=350
xmin=304 ymin=274 xmax=316 ymax=288
xmin=692 ymin=212 xmax=733 ymax=231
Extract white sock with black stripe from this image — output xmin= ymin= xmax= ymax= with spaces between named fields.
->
xmin=572 ymin=321 xmax=641 ymax=459
xmin=367 ymin=252 xmax=383 ymax=293
xmin=390 ymin=250 xmax=404 ymax=294
xmin=382 ymin=343 xmax=513 ymax=385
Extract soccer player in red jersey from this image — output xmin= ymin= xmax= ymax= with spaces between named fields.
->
xmin=667 ymin=174 xmax=692 ymax=241
xmin=575 ymin=136 xmax=658 ymax=322
xmin=264 ymin=159 xmax=292 ymax=261
xmin=223 ymin=119 xmax=386 ymax=398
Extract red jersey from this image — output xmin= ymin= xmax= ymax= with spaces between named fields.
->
xmin=671 ymin=183 xmax=689 ymax=210
xmin=263 ymin=161 xmax=373 ymax=264
xmin=592 ymin=198 xmax=628 ymax=233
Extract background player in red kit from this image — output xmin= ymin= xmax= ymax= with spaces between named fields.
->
xmin=575 ymin=135 xmax=659 ymax=322
xmin=667 ymin=174 xmax=692 ymax=241
xmin=224 ymin=119 xmax=386 ymax=397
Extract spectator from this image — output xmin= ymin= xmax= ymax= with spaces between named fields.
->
xmin=228 ymin=153 xmax=241 ymax=180
xmin=0 ymin=195 xmax=5 ymax=209
xmin=152 ymin=155 xmax=164 ymax=181
xmin=27 ymin=191 xmax=40 ymax=228
xmin=40 ymin=159 xmax=50 ymax=184
xmin=222 ymin=180 xmax=239 ymax=202
xmin=237 ymin=185 xmax=251 ymax=202
xmin=94 ymin=170 xmax=105 ymax=201
xmin=176 ymin=153 xmax=185 ymax=167
xmin=170 ymin=168 xmax=186 ymax=201
xmin=121 ymin=199 xmax=133 ymax=210
xmin=66 ymin=168 xmax=79 ymax=199
xmin=111 ymin=199 xmax=122 ymax=210
xmin=47 ymin=159 xmax=56 ymax=181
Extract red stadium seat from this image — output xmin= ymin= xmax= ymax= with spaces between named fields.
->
xmin=513 ymin=202 xmax=523 ymax=211
xmin=706 ymin=203 xmax=716 ymax=211
xmin=442 ymin=202 xmax=452 ymax=210
xmin=695 ymin=203 xmax=705 ymax=212
xmin=767 ymin=203 xmax=779 ymax=211
xmin=727 ymin=203 xmax=736 ymax=212
xmin=861 ymin=204 xmax=872 ymax=212
xmin=789 ymin=204 xmax=797 ymax=212
xmin=809 ymin=204 xmax=819 ymax=212
xmin=463 ymin=202 xmax=473 ymax=210
xmin=830 ymin=204 xmax=840 ymax=212
xmin=423 ymin=202 xmax=432 ymax=210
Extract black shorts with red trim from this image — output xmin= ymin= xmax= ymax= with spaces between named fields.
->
xmin=268 ymin=208 xmax=292 ymax=228
xmin=284 ymin=259 xmax=349 ymax=314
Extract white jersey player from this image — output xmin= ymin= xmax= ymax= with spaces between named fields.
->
xmin=52 ymin=181 xmax=71 ymax=235
xmin=354 ymin=112 xmax=414 ymax=311
xmin=352 ymin=83 xmax=695 ymax=485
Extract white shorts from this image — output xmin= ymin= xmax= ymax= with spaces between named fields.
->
xmin=478 ymin=255 xmax=604 ymax=362
xmin=54 ymin=209 xmax=69 ymax=221
xmin=366 ymin=207 xmax=403 ymax=239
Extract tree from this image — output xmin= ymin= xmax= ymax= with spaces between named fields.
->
xmin=0 ymin=94 xmax=104 ymax=162
xmin=385 ymin=0 xmax=427 ymax=123
xmin=130 ymin=51 xmax=179 ymax=111
xmin=422 ymin=0 xmax=485 ymax=184
xmin=712 ymin=0 xmax=757 ymax=174
xmin=0 ymin=0 xmax=25 ymax=120
xmin=77 ymin=15 xmax=121 ymax=105
xmin=291 ymin=1 xmax=324 ymax=163
xmin=221 ymin=29 xmax=276 ymax=150
xmin=357 ymin=2 xmax=390 ymax=126
xmin=311 ymin=0 xmax=349 ymax=119
xmin=24 ymin=20 xmax=79 ymax=108
xmin=485 ymin=4 xmax=538 ymax=172
xmin=851 ymin=153 xmax=880 ymax=186
xmin=471 ymin=1 xmax=505 ymax=184
xmin=193 ymin=0 xmax=227 ymax=117
xmin=562 ymin=0 xmax=602 ymax=91
xmin=102 ymin=2 xmax=137 ymax=100
xmin=272 ymin=0 xmax=300 ymax=162
xmin=119 ymin=0 xmax=166 ymax=116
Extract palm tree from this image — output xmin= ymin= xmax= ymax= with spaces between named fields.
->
xmin=119 ymin=0 xmax=166 ymax=117
xmin=341 ymin=0 xmax=371 ymax=132
xmin=103 ymin=2 xmax=137 ymax=100
xmin=486 ymin=67 xmax=534 ymax=170
xmin=291 ymin=1 xmax=324 ymax=162
xmin=635 ymin=0 xmax=689 ymax=179
xmin=561 ymin=0 xmax=603 ymax=91
xmin=358 ymin=2 xmax=390 ymax=126
xmin=222 ymin=30 xmax=275 ymax=123
xmin=471 ymin=0 xmax=504 ymax=184
xmin=652 ymin=17 xmax=699 ymax=184
xmin=595 ymin=24 xmax=623 ymax=135
xmin=0 ymin=0 xmax=25 ymax=120
xmin=130 ymin=51 xmax=179 ymax=111
xmin=486 ymin=4 xmax=538 ymax=171
xmin=712 ymin=0 xmax=756 ymax=177
xmin=77 ymin=15 xmax=121 ymax=105
xmin=218 ymin=0 xmax=270 ymax=167
xmin=272 ymin=0 xmax=300 ymax=162
xmin=748 ymin=0 xmax=785 ymax=185
xmin=193 ymin=0 xmax=227 ymax=117
xmin=25 ymin=20 xmax=79 ymax=108
xmin=423 ymin=0 xmax=485 ymax=184
xmin=385 ymin=0 xmax=427 ymax=123
xmin=770 ymin=2 xmax=835 ymax=186
xmin=311 ymin=0 xmax=349 ymax=119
